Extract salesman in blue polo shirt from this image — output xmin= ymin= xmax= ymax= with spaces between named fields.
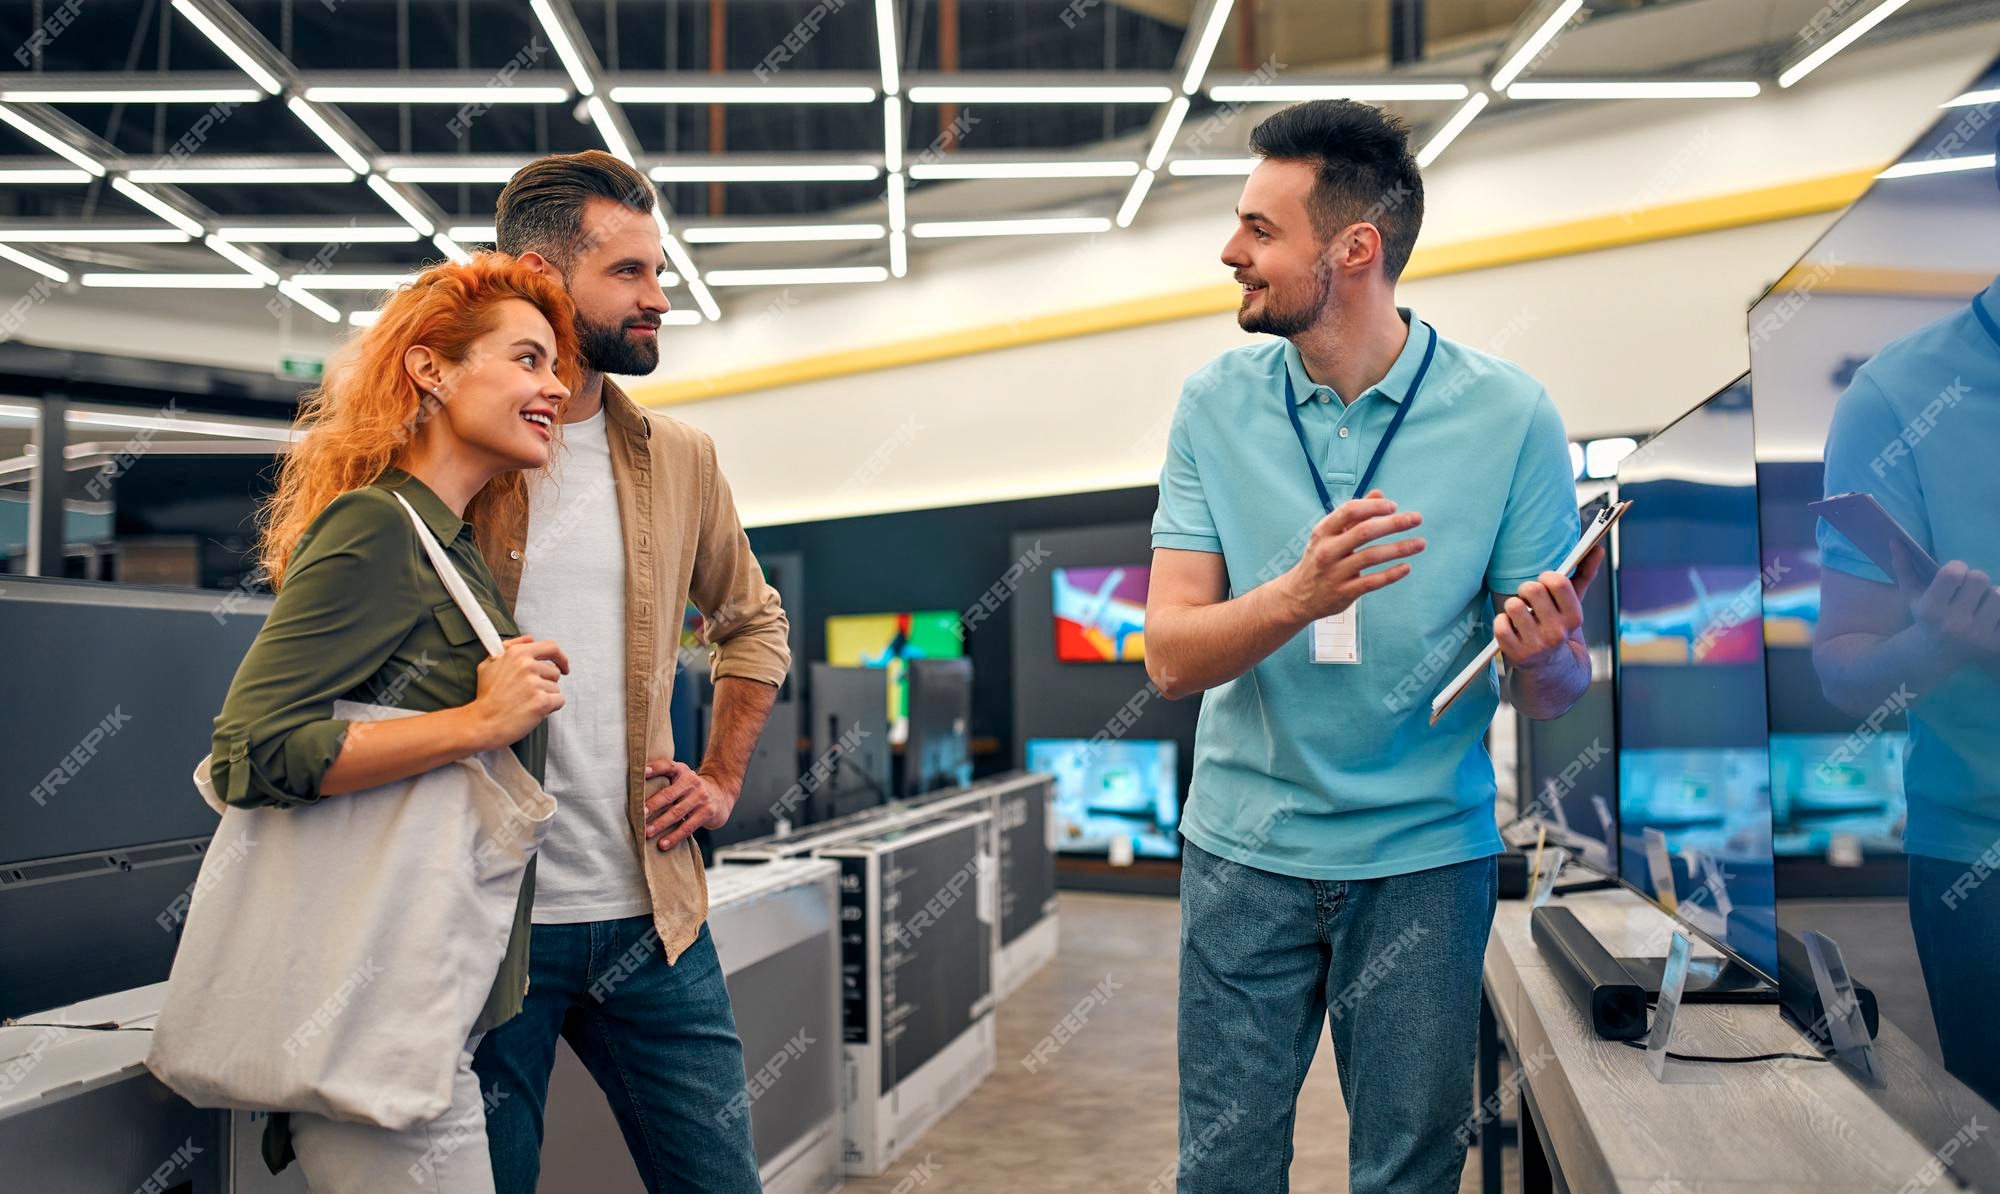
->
xmin=1146 ymin=100 xmax=1603 ymax=1194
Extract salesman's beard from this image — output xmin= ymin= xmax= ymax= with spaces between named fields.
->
xmin=1237 ymin=266 xmax=1334 ymax=340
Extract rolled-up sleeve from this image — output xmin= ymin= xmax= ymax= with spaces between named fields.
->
xmin=209 ymin=491 xmax=420 ymax=807
xmin=690 ymin=434 xmax=791 ymax=688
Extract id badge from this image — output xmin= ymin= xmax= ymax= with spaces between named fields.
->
xmin=1310 ymin=605 xmax=1359 ymax=664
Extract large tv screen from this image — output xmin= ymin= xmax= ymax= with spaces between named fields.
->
xmin=824 ymin=611 xmax=965 ymax=727
xmin=1052 ymin=565 xmax=1148 ymax=663
xmin=1026 ymin=738 xmax=1179 ymax=859
xmin=1614 ymin=376 xmax=1778 ymax=982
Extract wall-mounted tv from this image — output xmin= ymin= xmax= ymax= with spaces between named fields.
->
xmin=1052 ymin=565 xmax=1148 ymax=663
xmin=1025 ymin=737 xmax=1179 ymax=859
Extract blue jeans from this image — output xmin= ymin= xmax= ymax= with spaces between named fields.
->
xmin=1177 ymin=841 xmax=1498 ymax=1194
xmin=471 ymin=917 xmax=761 ymax=1194
xmin=1908 ymin=853 xmax=2000 ymax=1109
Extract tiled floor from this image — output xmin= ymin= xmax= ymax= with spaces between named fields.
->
xmin=838 ymin=891 xmax=1497 ymax=1193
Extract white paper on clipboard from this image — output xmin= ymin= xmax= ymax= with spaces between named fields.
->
xmin=1427 ymin=499 xmax=1630 ymax=726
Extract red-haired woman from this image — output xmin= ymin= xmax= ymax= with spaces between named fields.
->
xmin=208 ymin=253 xmax=578 ymax=1191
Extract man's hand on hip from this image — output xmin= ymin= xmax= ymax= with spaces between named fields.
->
xmin=642 ymin=758 xmax=736 ymax=851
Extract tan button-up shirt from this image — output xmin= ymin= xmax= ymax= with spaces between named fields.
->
xmin=480 ymin=378 xmax=790 ymax=966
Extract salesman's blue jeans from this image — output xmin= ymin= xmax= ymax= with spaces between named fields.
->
xmin=471 ymin=918 xmax=761 ymax=1194
xmin=1177 ymin=841 xmax=1498 ymax=1194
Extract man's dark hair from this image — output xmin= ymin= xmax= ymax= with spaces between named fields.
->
xmin=1249 ymin=100 xmax=1425 ymax=282
xmin=495 ymin=149 xmax=655 ymax=275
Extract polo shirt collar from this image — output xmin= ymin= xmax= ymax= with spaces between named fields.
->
xmin=1284 ymin=307 xmax=1426 ymax=406
xmin=376 ymin=467 xmax=467 ymax=543
xmin=1976 ymin=280 xmax=2000 ymax=341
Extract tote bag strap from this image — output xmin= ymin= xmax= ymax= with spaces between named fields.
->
xmin=390 ymin=490 xmax=508 ymax=660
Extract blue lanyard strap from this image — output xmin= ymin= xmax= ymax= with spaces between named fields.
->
xmin=1284 ymin=322 xmax=1439 ymax=514
xmin=1972 ymin=292 xmax=2000 ymax=351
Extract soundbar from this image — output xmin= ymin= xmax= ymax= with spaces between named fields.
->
xmin=1530 ymin=905 xmax=1648 ymax=1040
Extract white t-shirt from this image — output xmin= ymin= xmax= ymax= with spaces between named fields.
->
xmin=513 ymin=406 xmax=651 ymax=924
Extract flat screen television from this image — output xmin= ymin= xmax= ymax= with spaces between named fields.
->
xmin=824 ymin=610 xmax=965 ymax=729
xmin=1051 ymin=565 xmax=1148 ymax=663
xmin=904 ymin=658 xmax=973 ymax=798
xmin=1613 ymin=374 xmax=1779 ymax=990
xmin=1025 ymin=737 xmax=1180 ymax=859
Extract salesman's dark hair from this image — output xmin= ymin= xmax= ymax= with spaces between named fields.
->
xmin=1249 ymin=100 xmax=1425 ymax=282
xmin=496 ymin=149 xmax=656 ymax=276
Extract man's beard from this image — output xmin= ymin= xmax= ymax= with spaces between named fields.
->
xmin=1237 ymin=267 xmax=1333 ymax=339
xmin=575 ymin=310 xmax=659 ymax=376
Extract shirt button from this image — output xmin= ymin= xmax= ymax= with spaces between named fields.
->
xmin=1338 ymin=426 xmax=1351 ymax=438
xmin=1318 ymin=395 xmax=1330 ymax=404
xmin=509 ymin=550 xmax=521 ymax=560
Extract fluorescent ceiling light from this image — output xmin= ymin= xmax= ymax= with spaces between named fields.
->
xmin=277 ymin=280 xmax=341 ymax=323
xmin=906 ymin=85 xmax=1172 ymax=104
xmin=385 ymin=165 xmax=522 ymax=184
xmin=1490 ymin=0 xmax=1583 ymax=92
xmin=80 ymin=273 xmax=267 ymax=288
xmin=1507 ymin=81 xmax=1760 ymax=99
xmin=1181 ymin=0 xmax=1237 ymax=94
xmin=215 ymin=224 xmax=418 ymax=242
xmin=887 ymin=172 xmax=907 ymax=232
xmin=1208 ymin=82 xmax=1470 ymax=102
xmin=432 ymin=232 xmax=473 ymax=264
xmin=110 ymin=178 xmax=205 ymax=237
xmin=366 ymin=175 xmax=436 ymax=236
xmin=171 ymin=0 xmax=283 ymax=95
xmin=889 ymin=230 xmax=908 ymax=278
xmin=1584 ymin=437 xmax=1638 ymax=478
xmin=1568 ymin=442 xmax=1585 ymax=479
xmin=1416 ymin=91 xmax=1490 ymax=168
xmin=611 ymin=85 xmax=876 ymax=104
xmin=66 ymin=407 xmax=293 ymax=440
xmin=659 ymin=309 xmax=703 ymax=326
xmin=1116 ymin=170 xmax=1156 ymax=228
xmin=0 ymin=169 xmax=91 ymax=184
xmin=704 ymin=266 xmax=890 ymax=286
xmin=1166 ymin=157 xmax=1258 ymax=176
xmin=659 ymin=215 xmax=701 ymax=281
xmin=347 ymin=310 xmax=381 ymax=327
xmin=586 ymin=95 xmax=637 ymax=166
xmin=204 ymin=236 xmax=280 ymax=284
xmin=687 ymin=277 xmax=721 ymax=321
xmin=0 ymin=88 xmax=263 ymax=104
xmin=650 ymin=162 xmax=879 ymax=183
xmin=909 ymin=160 xmax=1139 ymax=180
xmin=884 ymin=98 xmax=903 ymax=173
xmin=1145 ymin=97 xmax=1191 ymax=173
xmin=0 ymin=227 xmax=189 ymax=242
xmin=1876 ymin=152 xmax=1997 ymax=180
xmin=292 ymin=273 xmax=420 ymax=291
xmin=1943 ymin=88 xmax=2000 ymax=108
xmin=875 ymin=0 xmax=901 ymax=96
xmin=0 ymin=104 xmax=105 ymax=177
xmin=1780 ymin=0 xmax=1911 ymax=89
xmin=448 ymin=225 xmax=498 ymax=242
xmin=911 ymin=216 xmax=1111 ymax=238
xmin=682 ymin=224 xmax=886 ymax=243
xmin=0 ymin=243 xmax=70 ymax=283
xmin=531 ymin=0 xmax=596 ymax=97
xmin=305 ymin=86 xmax=570 ymax=104
xmin=286 ymin=97 xmax=371 ymax=173
xmin=128 ymin=166 xmax=358 ymax=184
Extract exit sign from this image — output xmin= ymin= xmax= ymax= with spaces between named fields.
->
xmin=278 ymin=354 xmax=324 ymax=382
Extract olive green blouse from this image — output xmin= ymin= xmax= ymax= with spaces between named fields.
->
xmin=209 ymin=468 xmax=545 ymax=1040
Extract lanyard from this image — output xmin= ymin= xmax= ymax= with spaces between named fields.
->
xmin=1284 ymin=321 xmax=1439 ymax=514
xmin=1974 ymin=293 xmax=2000 ymax=351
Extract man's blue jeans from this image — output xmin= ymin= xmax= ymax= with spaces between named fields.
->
xmin=471 ymin=917 xmax=761 ymax=1194
xmin=1177 ymin=841 xmax=1498 ymax=1194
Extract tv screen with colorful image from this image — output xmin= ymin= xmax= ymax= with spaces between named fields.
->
xmin=1052 ymin=565 xmax=1148 ymax=663
xmin=824 ymin=611 xmax=965 ymax=727
xmin=1026 ymin=737 xmax=1180 ymax=859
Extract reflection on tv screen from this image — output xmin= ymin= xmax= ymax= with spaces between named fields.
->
xmin=1026 ymin=737 xmax=1179 ymax=859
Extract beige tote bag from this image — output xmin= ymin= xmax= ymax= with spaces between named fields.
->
xmin=147 ymin=491 xmax=557 ymax=1130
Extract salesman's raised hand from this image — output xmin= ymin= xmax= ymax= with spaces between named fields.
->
xmin=1279 ymin=489 xmax=1425 ymax=623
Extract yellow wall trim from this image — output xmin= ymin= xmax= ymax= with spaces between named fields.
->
xmin=634 ymin=167 xmax=1880 ymax=408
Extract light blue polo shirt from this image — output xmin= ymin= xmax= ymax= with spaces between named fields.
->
xmin=1152 ymin=310 xmax=1580 ymax=880
xmin=1819 ymin=279 xmax=2000 ymax=866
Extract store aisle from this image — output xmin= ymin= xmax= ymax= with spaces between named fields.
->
xmin=839 ymin=891 xmax=1493 ymax=1193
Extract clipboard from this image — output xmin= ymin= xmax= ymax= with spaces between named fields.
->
xmin=1428 ymin=498 xmax=1631 ymax=725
